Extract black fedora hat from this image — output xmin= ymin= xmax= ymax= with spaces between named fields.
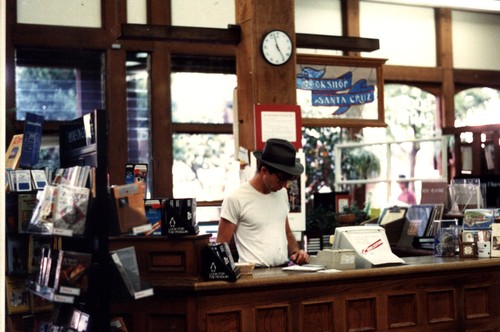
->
xmin=253 ymin=138 xmax=304 ymax=176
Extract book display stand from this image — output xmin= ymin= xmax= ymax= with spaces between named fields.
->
xmin=201 ymin=243 xmax=241 ymax=281
xmin=5 ymin=109 xmax=113 ymax=331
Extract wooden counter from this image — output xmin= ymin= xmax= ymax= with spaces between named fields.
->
xmin=110 ymin=236 xmax=500 ymax=332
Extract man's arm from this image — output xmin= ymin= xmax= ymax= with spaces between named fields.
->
xmin=285 ymin=218 xmax=309 ymax=264
xmin=216 ymin=217 xmax=236 ymax=243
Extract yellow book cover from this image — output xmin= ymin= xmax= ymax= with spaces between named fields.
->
xmin=5 ymin=134 xmax=24 ymax=170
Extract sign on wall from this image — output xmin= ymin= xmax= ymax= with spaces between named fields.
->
xmin=297 ymin=55 xmax=387 ymax=128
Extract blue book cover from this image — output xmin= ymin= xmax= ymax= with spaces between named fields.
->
xmin=20 ymin=112 xmax=44 ymax=168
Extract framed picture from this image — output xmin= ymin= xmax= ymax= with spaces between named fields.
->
xmin=335 ymin=193 xmax=350 ymax=213
xmin=297 ymin=55 xmax=387 ymax=128
xmin=254 ymin=104 xmax=302 ymax=150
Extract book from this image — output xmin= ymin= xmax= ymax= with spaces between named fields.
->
xmin=112 ymin=183 xmax=147 ymax=234
xmin=463 ymin=209 xmax=494 ymax=230
xmin=26 ymin=185 xmax=56 ymax=234
xmin=6 ymin=234 xmax=29 ymax=274
xmin=5 ymin=134 xmax=24 ymax=171
xmin=20 ymin=112 xmax=44 ymax=168
xmin=31 ymin=169 xmax=48 ymax=190
xmin=53 ymin=250 xmax=92 ymax=295
xmin=15 ymin=169 xmax=33 ymax=192
xmin=28 ymin=235 xmax=54 ymax=274
xmin=43 ymin=248 xmax=60 ymax=288
xmin=491 ymin=223 xmax=500 ymax=258
xmin=69 ymin=308 xmax=90 ymax=331
xmin=5 ymin=193 xmax=17 ymax=233
xmin=397 ymin=204 xmax=435 ymax=249
xmin=144 ymin=199 xmax=163 ymax=235
xmin=53 ymin=184 xmax=90 ymax=236
xmin=18 ymin=193 xmax=38 ymax=233
xmin=125 ymin=163 xmax=148 ymax=199
xmin=6 ymin=276 xmax=31 ymax=314
xmin=110 ymin=246 xmax=153 ymax=299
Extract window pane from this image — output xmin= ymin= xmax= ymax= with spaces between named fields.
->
xmin=171 ymin=0 xmax=235 ymax=28
xmin=15 ymin=49 xmax=104 ymax=121
xmin=454 ymin=87 xmax=500 ymax=127
xmin=127 ymin=52 xmax=151 ymax=163
xmin=127 ymin=52 xmax=152 ymax=196
xmin=17 ymin=0 xmax=101 ymax=27
xmin=173 ymin=134 xmax=239 ymax=201
xmin=16 ymin=67 xmax=78 ymax=120
xmin=171 ymin=72 xmax=236 ymax=124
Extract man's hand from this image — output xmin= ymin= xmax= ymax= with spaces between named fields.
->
xmin=290 ymin=249 xmax=310 ymax=265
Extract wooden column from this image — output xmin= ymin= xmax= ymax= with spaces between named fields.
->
xmin=435 ymin=8 xmax=455 ymax=128
xmin=235 ymin=0 xmax=297 ymax=151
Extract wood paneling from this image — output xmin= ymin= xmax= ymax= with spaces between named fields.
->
xmin=110 ymin=252 xmax=500 ymax=332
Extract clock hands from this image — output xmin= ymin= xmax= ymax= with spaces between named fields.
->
xmin=273 ymin=33 xmax=285 ymax=62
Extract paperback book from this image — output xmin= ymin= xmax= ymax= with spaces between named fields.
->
xmin=18 ymin=193 xmax=38 ymax=233
xmin=6 ymin=234 xmax=29 ymax=275
xmin=28 ymin=235 xmax=54 ymax=274
xmin=144 ymin=199 xmax=163 ymax=235
xmin=53 ymin=184 xmax=90 ymax=236
xmin=6 ymin=276 xmax=31 ymax=314
xmin=5 ymin=134 xmax=24 ymax=171
xmin=112 ymin=182 xmax=147 ymax=234
xmin=53 ymin=250 xmax=92 ymax=295
xmin=20 ymin=112 xmax=44 ymax=168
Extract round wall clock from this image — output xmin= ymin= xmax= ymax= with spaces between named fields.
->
xmin=261 ymin=30 xmax=293 ymax=66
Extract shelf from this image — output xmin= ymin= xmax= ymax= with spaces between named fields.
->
xmin=26 ymin=280 xmax=75 ymax=304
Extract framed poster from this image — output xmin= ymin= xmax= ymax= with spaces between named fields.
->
xmin=296 ymin=55 xmax=387 ymax=128
xmin=254 ymin=104 xmax=302 ymax=150
xmin=335 ymin=192 xmax=350 ymax=213
xmin=287 ymin=150 xmax=306 ymax=232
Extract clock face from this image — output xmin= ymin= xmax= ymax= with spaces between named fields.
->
xmin=261 ymin=30 xmax=293 ymax=66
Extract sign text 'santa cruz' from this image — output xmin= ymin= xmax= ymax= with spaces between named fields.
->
xmin=297 ymin=67 xmax=375 ymax=115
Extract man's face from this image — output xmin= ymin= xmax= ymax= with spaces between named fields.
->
xmin=264 ymin=168 xmax=295 ymax=192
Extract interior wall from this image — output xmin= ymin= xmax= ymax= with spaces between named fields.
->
xmin=16 ymin=0 xmax=101 ymax=27
xmin=359 ymin=2 xmax=437 ymax=67
xmin=452 ymin=10 xmax=500 ymax=70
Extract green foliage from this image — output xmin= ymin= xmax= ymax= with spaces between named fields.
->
xmin=341 ymin=148 xmax=381 ymax=180
xmin=305 ymin=207 xmax=338 ymax=234
xmin=16 ymin=67 xmax=78 ymax=120
xmin=454 ymin=87 xmax=500 ymax=126
xmin=302 ymin=127 xmax=350 ymax=199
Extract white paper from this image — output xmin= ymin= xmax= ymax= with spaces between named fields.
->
xmin=344 ymin=227 xmax=405 ymax=266
xmin=261 ymin=111 xmax=297 ymax=142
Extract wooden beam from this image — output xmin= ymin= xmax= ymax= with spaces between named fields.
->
xmin=454 ymin=69 xmax=500 ymax=89
xmin=296 ymin=33 xmax=379 ymax=52
xmin=119 ymin=23 xmax=241 ymax=44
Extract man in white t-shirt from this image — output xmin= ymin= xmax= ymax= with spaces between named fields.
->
xmin=217 ymin=138 xmax=309 ymax=267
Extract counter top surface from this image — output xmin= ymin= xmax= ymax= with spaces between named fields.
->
xmin=151 ymin=256 xmax=500 ymax=292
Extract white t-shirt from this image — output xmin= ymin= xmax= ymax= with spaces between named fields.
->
xmin=220 ymin=182 xmax=290 ymax=267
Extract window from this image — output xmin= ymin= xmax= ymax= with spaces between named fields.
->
xmin=15 ymin=48 xmax=104 ymax=121
xmin=454 ymin=87 xmax=500 ymax=127
xmin=170 ymin=55 xmax=238 ymax=202
xmin=14 ymin=48 xmax=104 ymax=169
xmin=127 ymin=52 xmax=152 ymax=196
xmin=302 ymin=84 xmax=442 ymax=211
